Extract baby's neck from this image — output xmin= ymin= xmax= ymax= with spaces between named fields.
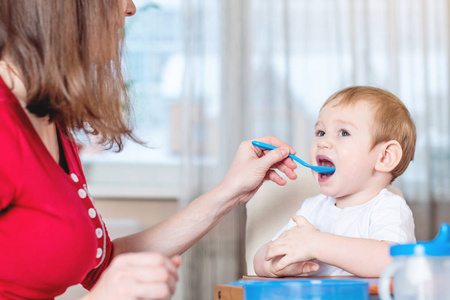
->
xmin=334 ymin=186 xmax=388 ymax=208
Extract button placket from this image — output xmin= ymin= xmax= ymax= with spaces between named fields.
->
xmin=73 ymin=177 xmax=107 ymax=268
xmin=83 ymin=185 xmax=107 ymax=267
xmin=93 ymin=218 xmax=107 ymax=267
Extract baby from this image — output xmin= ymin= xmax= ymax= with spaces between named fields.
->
xmin=253 ymin=86 xmax=416 ymax=278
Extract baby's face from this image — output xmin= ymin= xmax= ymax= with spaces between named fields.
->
xmin=310 ymin=98 xmax=381 ymax=200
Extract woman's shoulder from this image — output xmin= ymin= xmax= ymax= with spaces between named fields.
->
xmin=0 ymin=96 xmax=24 ymax=144
xmin=0 ymin=79 xmax=23 ymax=123
xmin=0 ymin=87 xmax=26 ymax=175
xmin=0 ymin=93 xmax=23 ymax=210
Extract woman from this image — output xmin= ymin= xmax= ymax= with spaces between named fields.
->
xmin=0 ymin=0 xmax=298 ymax=299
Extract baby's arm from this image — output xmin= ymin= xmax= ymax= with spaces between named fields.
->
xmin=254 ymin=240 xmax=319 ymax=277
xmin=266 ymin=215 xmax=393 ymax=277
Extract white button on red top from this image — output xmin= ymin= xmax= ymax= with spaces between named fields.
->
xmin=96 ymin=248 xmax=103 ymax=259
xmin=75 ymin=180 xmax=105 ymax=266
xmin=95 ymin=228 xmax=103 ymax=239
xmin=70 ymin=173 xmax=79 ymax=183
xmin=88 ymin=208 xmax=96 ymax=218
xmin=78 ymin=189 xmax=87 ymax=199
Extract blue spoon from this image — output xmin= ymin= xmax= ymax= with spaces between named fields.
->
xmin=252 ymin=141 xmax=335 ymax=174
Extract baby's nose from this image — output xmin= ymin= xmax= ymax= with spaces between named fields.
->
xmin=317 ymin=138 xmax=332 ymax=149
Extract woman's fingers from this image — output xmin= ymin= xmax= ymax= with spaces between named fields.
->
xmin=90 ymin=252 xmax=181 ymax=300
xmin=257 ymin=146 xmax=291 ymax=173
xmin=264 ymin=169 xmax=287 ymax=185
xmin=257 ymin=136 xmax=297 ymax=155
xmin=252 ymin=137 xmax=297 ymax=181
xmin=267 ymin=159 xmax=297 ymax=180
xmin=219 ymin=136 xmax=299 ymax=206
xmin=135 ymin=282 xmax=172 ymax=299
xmin=170 ymin=255 xmax=182 ymax=267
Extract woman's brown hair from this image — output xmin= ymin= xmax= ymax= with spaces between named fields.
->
xmin=0 ymin=0 xmax=139 ymax=151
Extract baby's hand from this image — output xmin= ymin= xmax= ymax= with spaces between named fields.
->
xmin=267 ymin=255 xmax=319 ymax=276
xmin=265 ymin=215 xmax=319 ymax=271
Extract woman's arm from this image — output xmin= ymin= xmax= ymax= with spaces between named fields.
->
xmin=114 ymin=183 xmax=247 ymax=256
xmin=113 ymin=136 xmax=298 ymax=257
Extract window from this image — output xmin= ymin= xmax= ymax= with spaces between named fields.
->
xmin=81 ymin=0 xmax=184 ymax=199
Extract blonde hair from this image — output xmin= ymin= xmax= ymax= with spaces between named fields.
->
xmin=0 ymin=0 xmax=139 ymax=150
xmin=322 ymin=86 xmax=416 ymax=180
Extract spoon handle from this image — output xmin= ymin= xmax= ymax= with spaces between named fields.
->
xmin=252 ymin=141 xmax=335 ymax=174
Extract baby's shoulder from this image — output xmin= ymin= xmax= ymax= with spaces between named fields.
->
xmin=372 ymin=188 xmax=409 ymax=208
xmin=369 ymin=189 xmax=413 ymax=219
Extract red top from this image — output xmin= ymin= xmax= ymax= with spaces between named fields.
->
xmin=0 ymin=77 xmax=114 ymax=299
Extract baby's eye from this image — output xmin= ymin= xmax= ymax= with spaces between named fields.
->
xmin=339 ymin=130 xmax=350 ymax=136
xmin=316 ymin=130 xmax=325 ymax=137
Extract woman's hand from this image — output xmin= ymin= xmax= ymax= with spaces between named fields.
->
xmin=84 ymin=252 xmax=181 ymax=300
xmin=219 ymin=136 xmax=298 ymax=206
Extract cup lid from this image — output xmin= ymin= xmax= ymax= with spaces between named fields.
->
xmin=390 ymin=223 xmax=450 ymax=256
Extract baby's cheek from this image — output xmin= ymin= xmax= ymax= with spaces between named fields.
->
xmin=309 ymin=146 xmax=317 ymax=163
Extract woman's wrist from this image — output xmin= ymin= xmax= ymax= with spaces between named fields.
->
xmin=206 ymin=181 xmax=240 ymax=213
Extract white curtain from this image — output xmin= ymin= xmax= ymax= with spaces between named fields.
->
xmin=178 ymin=0 xmax=450 ymax=299
xmin=179 ymin=1 xmax=243 ymax=299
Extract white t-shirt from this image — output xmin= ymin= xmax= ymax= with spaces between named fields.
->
xmin=272 ymin=188 xmax=416 ymax=276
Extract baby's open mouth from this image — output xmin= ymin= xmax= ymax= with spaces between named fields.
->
xmin=317 ymin=157 xmax=335 ymax=180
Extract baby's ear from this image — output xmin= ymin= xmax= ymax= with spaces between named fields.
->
xmin=375 ymin=140 xmax=402 ymax=173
